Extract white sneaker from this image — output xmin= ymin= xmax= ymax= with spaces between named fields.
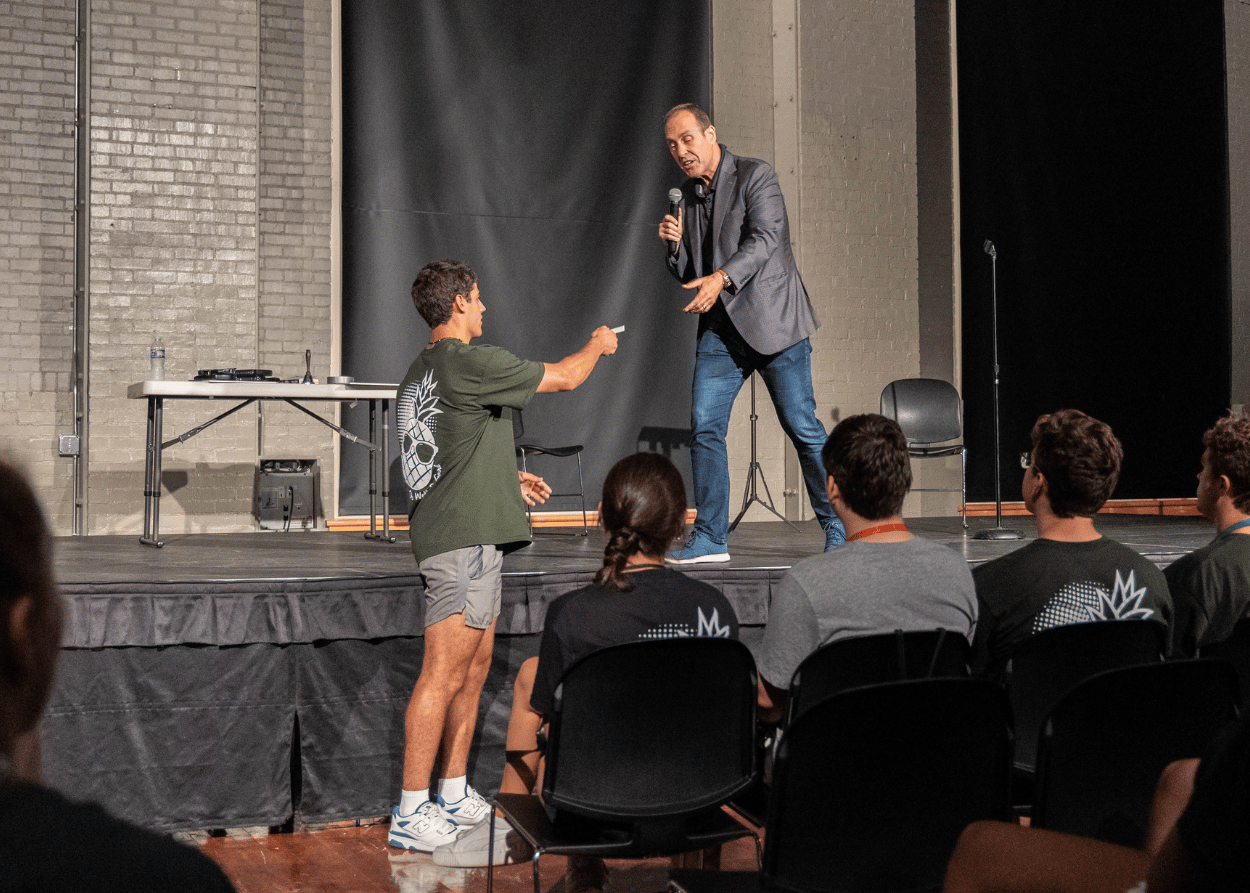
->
xmin=432 ymin=817 xmax=534 ymax=867
xmin=388 ymin=801 xmax=459 ymax=852
xmin=436 ymin=785 xmax=491 ymax=826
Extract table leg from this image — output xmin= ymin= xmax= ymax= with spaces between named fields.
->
xmin=381 ymin=398 xmax=395 ymax=543
xmin=140 ymin=396 xmax=164 ymax=547
xmin=367 ymin=400 xmax=378 ymax=540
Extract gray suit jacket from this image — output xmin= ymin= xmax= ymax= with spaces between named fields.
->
xmin=666 ymin=146 xmax=820 ymax=355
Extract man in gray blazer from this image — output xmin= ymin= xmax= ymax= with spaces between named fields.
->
xmin=658 ymin=103 xmax=844 ymax=563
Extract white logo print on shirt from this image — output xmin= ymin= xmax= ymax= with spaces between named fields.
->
xmin=398 ymin=370 xmax=442 ymax=502
xmin=1032 ymin=569 xmax=1155 ymax=633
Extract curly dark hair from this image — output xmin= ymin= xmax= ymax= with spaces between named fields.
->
xmin=410 ymin=259 xmax=476 ymax=329
xmin=1202 ymin=415 xmax=1250 ymax=513
xmin=1029 ymin=409 xmax=1122 ymax=518
xmin=821 ymin=414 xmax=912 ymax=521
xmin=0 ymin=459 xmax=63 ymax=759
xmin=594 ymin=453 xmax=687 ymax=591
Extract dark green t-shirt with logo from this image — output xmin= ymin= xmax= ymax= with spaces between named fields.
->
xmin=397 ymin=340 xmax=544 ymax=565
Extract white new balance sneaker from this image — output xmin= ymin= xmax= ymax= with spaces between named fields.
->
xmin=388 ymin=801 xmax=459 ymax=852
xmin=436 ymin=785 xmax=491 ymax=826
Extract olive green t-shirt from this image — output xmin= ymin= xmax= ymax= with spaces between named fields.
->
xmin=397 ymin=340 xmax=544 ymax=564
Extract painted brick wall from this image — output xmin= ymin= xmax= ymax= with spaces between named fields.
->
xmin=255 ymin=0 xmax=334 ymax=491
xmin=0 ymin=0 xmax=336 ymax=535
xmin=0 ymin=1 xmax=78 ymax=529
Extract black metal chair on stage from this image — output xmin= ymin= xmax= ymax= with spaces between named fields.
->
xmin=671 ymin=678 xmax=1013 ymax=893
xmin=787 ymin=628 xmax=971 ymax=725
xmin=487 ymin=637 xmax=761 ymax=893
xmin=1033 ymin=658 xmax=1239 ymax=849
xmin=1200 ymin=616 xmax=1250 ymax=707
xmin=879 ymin=378 xmax=967 ymax=528
xmin=513 ymin=409 xmax=588 ymax=535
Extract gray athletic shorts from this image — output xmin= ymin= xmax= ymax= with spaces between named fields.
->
xmin=418 ymin=544 xmax=503 ymax=629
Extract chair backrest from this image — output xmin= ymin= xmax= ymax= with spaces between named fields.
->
xmin=879 ymin=378 xmax=962 ymax=445
xmin=1200 ymin=616 xmax=1250 ymax=707
xmin=542 ymin=637 xmax=757 ymax=821
xmin=787 ymin=628 xmax=970 ymax=725
xmin=1034 ymin=658 xmax=1239 ymax=848
xmin=1007 ymin=618 xmax=1166 ymax=773
xmin=763 ymin=678 xmax=1012 ymax=893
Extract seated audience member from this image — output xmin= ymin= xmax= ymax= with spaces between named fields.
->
xmin=0 ymin=459 xmax=235 ymax=892
xmin=755 ymin=413 xmax=979 ymax=721
xmin=430 ymin=452 xmax=739 ymax=874
xmin=971 ymin=410 xmax=1172 ymax=677
xmin=1165 ymin=415 xmax=1250 ymax=657
xmin=943 ymin=708 xmax=1250 ymax=892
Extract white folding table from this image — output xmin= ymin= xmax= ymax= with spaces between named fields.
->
xmin=128 ymin=380 xmax=399 ymax=547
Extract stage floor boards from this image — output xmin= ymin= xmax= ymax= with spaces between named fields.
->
xmin=55 ymin=514 xmax=1214 ymax=586
xmin=191 ymin=820 xmax=762 ymax=893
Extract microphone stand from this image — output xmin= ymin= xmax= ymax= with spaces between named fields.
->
xmin=973 ymin=239 xmax=1023 ymax=541
xmin=729 ymin=372 xmax=797 ymax=533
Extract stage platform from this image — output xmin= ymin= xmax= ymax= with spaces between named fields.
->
xmin=44 ymin=514 xmax=1211 ymax=833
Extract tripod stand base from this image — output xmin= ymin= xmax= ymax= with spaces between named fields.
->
xmin=973 ymin=526 xmax=1025 ymax=540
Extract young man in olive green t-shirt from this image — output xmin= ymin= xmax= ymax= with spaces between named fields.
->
xmin=388 ymin=259 xmax=617 ymax=852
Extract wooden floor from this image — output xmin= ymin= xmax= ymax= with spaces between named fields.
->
xmin=190 ymin=819 xmax=764 ymax=893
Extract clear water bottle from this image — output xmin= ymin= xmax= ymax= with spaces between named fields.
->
xmin=149 ymin=336 xmax=165 ymax=381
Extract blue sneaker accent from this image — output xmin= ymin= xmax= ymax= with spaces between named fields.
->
xmin=666 ymin=532 xmax=730 ymax=565
xmin=388 ymin=802 xmax=459 ymax=852
xmin=436 ymin=785 xmax=490 ymax=826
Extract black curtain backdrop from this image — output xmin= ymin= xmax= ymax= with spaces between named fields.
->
xmin=957 ymin=1 xmax=1230 ymax=502
xmin=340 ymin=1 xmax=710 ymax=517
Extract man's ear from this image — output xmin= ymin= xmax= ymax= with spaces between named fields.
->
xmin=826 ymin=475 xmax=840 ymax=506
xmin=6 ymin=595 xmax=34 ymax=677
xmin=451 ymin=293 xmax=468 ymax=315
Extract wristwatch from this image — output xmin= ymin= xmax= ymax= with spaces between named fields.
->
xmin=721 ymin=271 xmax=732 ymax=290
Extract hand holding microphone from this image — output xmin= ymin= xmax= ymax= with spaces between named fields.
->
xmin=659 ymin=188 xmax=683 ymax=256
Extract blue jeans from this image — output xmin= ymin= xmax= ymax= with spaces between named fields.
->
xmin=689 ymin=327 xmax=841 ymax=545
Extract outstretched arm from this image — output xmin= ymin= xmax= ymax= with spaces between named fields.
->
xmin=536 ymin=326 xmax=618 ymax=393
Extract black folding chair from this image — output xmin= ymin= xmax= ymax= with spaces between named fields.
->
xmin=488 ymin=638 xmax=760 ymax=893
xmin=1006 ymin=619 xmax=1165 ymax=780
xmin=1033 ymin=658 xmax=1239 ymax=848
xmin=672 ymin=678 xmax=1013 ymax=893
xmin=513 ymin=408 xmax=588 ymax=535
xmin=788 ymin=628 xmax=971 ymax=724
xmin=880 ymin=378 xmax=967 ymax=528
xmin=1200 ymin=616 xmax=1250 ymax=707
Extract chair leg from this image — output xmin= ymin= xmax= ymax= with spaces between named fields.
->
xmin=530 ymin=851 xmax=543 ymax=893
xmin=960 ymin=446 xmax=968 ymax=529
xmin=520 ymin=450 xmax=534 ymax=538
xmin=576 ymin=452 xmax=587 ymax=536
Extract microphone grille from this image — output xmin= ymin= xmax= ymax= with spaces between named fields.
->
xmin=668 ymin=188 xmax=683 ymax=203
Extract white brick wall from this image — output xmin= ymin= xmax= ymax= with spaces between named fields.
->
xmin=0 ymin=0 xmax=77 ymax=530
xmin=0 ymin=0 xmax=335 ymax=535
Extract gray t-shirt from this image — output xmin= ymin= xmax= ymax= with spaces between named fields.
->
xmin=756 ymin=536 xmax=978 ymax=689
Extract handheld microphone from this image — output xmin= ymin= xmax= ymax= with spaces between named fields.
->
xmin=667 ymin=188 xmax=682 ymax=257
xmin=983 ymin=239 xmax=996 ymax=259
